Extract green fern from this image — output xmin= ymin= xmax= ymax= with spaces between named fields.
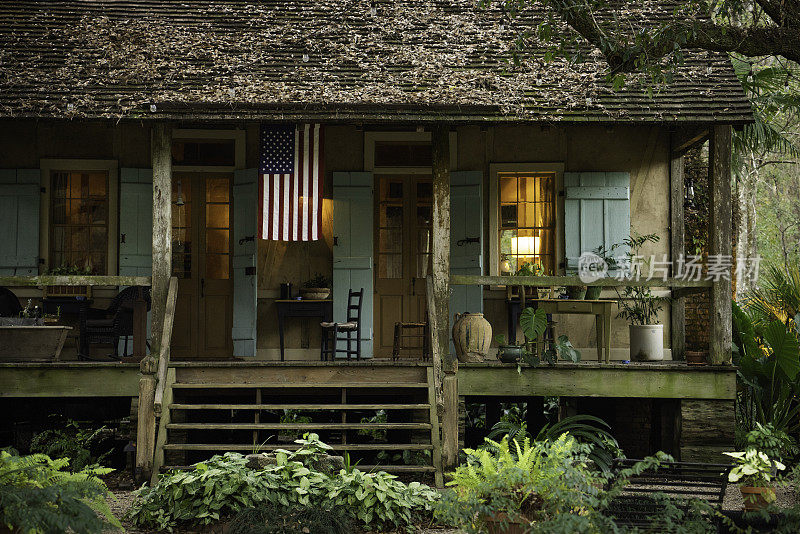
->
xmin=0 ymin=450 xmax=120 ymax=533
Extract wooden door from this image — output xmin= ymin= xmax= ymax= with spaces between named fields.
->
xmin=171 ymin=173 xmax=234 ymax=359
xmin=373 ymin=175 xmax=432 ymax=358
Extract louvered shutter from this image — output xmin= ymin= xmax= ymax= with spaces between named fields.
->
xmin=564 ymin=172 xmax=630 ymax=271
xmin=0 ymin=169 xmax=40 ymax=275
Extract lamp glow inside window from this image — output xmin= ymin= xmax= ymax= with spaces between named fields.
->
xmin=498 ymin=172 xmax=556 ymax=275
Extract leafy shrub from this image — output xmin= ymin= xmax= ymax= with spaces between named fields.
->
xmin=228 ymin=503 xmax=352 ymax=534
xmin=436 ymin=434 xmax=606 ymax=533
xmin=31 ymin=419 xmax=113 ymax=471
xmin=0 ymin=450 xmax=119 ymax=534
xmin=128 ymin=433 xmax=439 ymax=531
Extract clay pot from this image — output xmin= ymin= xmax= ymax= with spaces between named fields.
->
xmin=629 ymin=324 xmax=664 ymax=361
xmin=566 ymin=285 xmax=587 ymax=300
xmin=585 ymin=286 xmax=602 ymax=300
xmin=497 ymin=345 xmax=523 ymax=363
xmin=452 ymin=312 xmax=492 ymax=362
xmin=685 ymin=350 xmax=708 ymax=366
xmin=740 ymin=485 xmax=775 ymax=512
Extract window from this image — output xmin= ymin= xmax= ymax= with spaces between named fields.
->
xmin=489 ymin=163 xmax=564 ymax=277
xmin=498 ymin=172 xmax=556 ymax=274
xmin=50 ymin=170 xmax=109 ymax=274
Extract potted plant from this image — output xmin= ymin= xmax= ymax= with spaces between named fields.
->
xmin=495 ymin=334 xmax=523 ymax=363
xmin=516 ymin=262 xmax=550 ymax=299
xmin=614 ymin=234 xmax=666 ymax=361
xmin=299 ymin=273 xmax=331 ymax=300
xmin=566 ymin=284 xmax=588 ymax=300
xmin=43 ymin=264 xmax=94 ymax=299
xmin=723 ymin=449 xmax=786 ymax=512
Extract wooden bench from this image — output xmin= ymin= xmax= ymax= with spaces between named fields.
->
xmin=607 ymin=458 xmax=731 ymax=530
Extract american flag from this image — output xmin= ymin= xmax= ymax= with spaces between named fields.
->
xmin=259 ymin=124 xmax=324 ymax=241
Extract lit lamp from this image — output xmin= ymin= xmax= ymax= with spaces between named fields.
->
xmin=511 ymin=235 xmax=541 ymax=264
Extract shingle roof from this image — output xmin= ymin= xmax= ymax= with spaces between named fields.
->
xmin=0 ymin=0 xmax=754 ymax=123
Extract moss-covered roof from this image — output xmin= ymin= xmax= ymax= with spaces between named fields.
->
xmin=0 ymin=0 xmax=753 ymax=123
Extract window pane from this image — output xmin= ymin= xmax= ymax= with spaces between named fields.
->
xmin=206 ymin=178 xmax=230 ymax=203
xmin=206 ymin=253 xmax=230 ymax=279
xmin=416 ymin=181 xmax=432 ymax=200
xmin=379 ymin=254 xmax=402 ymax=279
xmin=379 ymin=228 xmax=402 ymax=253
xmin=416 ymin=206 xmax=431 ymax=226
xmin=499 ymin=175 xmax=517 ymax=202
xmin=89 ymin=173 xmax=106 ymax=197
xmin=206 ymin=204 xmax=229 ymax=228
xmin=206 ymin=229 xmax=229 ymax=254
xmin=380 ymin=205 xmax=403 ymax=227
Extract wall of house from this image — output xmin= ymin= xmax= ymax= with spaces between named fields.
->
xmin=0 ymin=120 xmax=673 ymax=361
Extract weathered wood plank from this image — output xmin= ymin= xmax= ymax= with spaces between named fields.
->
xmin=0 ymin=275 xmax=151 ymax=287
xmin=442 ymin=373 xmax=459 ymax=469
xmin=670 ymin=148 xmax=686 ymax=361
xmin=427 ymin=367 xmax=443 ymax=487
xmin=172 ymin=382 xmax=429 ymax=389
xmin=430 ymin=125 xmax=453 ymax=374
xmin=450 ymin=275 xmax=712 ymax=288
xmin=0 ymin=365 xmax=140 ymax=397
xmin=135 ymin=374 xmax=157 ymax=484
xmin=709 ymin=125 xmax=733 ymax=366
xmin=166 ymin=422 xmax=432 ymax=430
xmin=457 ymin=366 xmax=736 ymax=399
xmin=163 ymin=443 xmax=434 ymax=451
xmin=153 ymin=276 xmax=178 ymax=415
xmin=152 ymin=367 xmax=175 ymax=485
xmin=174 ymin=364 xmax=427 ymax=385
xmin=168 ymin=403 xmax=431 ymax=410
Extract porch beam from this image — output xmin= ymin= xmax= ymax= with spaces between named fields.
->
xmin=0 ymin=275 xmax=151 ymax=287
xmin=450 ymin=275 xmax=712 ymax=288
xmin=670 ymin=127 xmax=709 ymax=158
xmin=709 ymin=125 xmax=733 ymax=365
xmin=430 ymin=125 xmax=458 ymax=470
xmin=669 ymin=143 xmax=686 ymax=361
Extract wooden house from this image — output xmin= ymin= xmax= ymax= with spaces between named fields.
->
xmin=0 ymin=0 xmax=750 ymax=484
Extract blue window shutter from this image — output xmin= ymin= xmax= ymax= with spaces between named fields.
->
xmin=333 ymin=172 xmax=373 ymax=358
xmin=0 ymin=169 xmax=40 ymax=275
xmin=232 ymin=168 xmax=258 ymax=357
xmin=564 ymin=172 xmax=630 ymax=271
xmin=119 ymin=168 xmax=153 ymax=276
xmin=449 ymin=171 xmax=483 ymax=352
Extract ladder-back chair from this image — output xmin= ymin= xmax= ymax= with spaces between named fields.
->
xmin=320 ymin=288 xmax=363 ymax=360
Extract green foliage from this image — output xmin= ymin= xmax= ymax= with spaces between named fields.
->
xmin=519 ymin=306 xmax=547 ymax=342
xmin=0 ymin=450 xmax=119 ymax=534
xmin=519 ymin=306 xmax=581 ymax=367
xmin=724 ymin=449 xmax=786 ymax=487
xmin=278 ymin=409 xmax=312 ymax=440
xmin=515 ymin=261 xmax=544 ymax=277
xmin=227 ymin=503 xmax=352 ymax=534
xmin=437 ymin=434 xmax=606 ymax=532
xmin=30 ymin=419 xmax=113 ymax=471
xmin=128 ymin=433 xmax=438 ymax=531
xmin=358 ymin=409 xmax=387 ymax=441
xmin=743 ymin=422 xmax=799 ymax=462
xmin=732 ymin=300 xmax=800 ymax=436
xmin=613 ymin=233 xmax=667 ymax=326
xmin=326 ymin=468 xmax=439 ymax=529
xmin=746 ymin=264 xmax=800 ymax=328
xmin=47 ymin=264 xmax=93 ymax=275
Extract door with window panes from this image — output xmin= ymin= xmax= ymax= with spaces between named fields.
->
xmin=374 ymin=175 xmax=432 ymax=358
xmin=170 ymin=173 xmax=234 ymax=359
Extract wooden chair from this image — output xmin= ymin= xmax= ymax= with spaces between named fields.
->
xmin=0 ymin=286 xmax=22 ymax=317
xmin=320 ymin=288 xmax=363 ymax=360
xmin=391 ymin=318 xmax=430 ymax=361
xmin=80 ymin=286 xmax=151 ymax=359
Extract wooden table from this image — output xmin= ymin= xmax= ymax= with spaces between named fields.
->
xmin=507 ymin=298 xmax=615 ymax=362
xmin=275 ymin=299 xmax=333 ymax=361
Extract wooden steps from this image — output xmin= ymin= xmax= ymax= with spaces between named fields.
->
xmin=171 ymin=382 xmax=429 ymax=389
xmin=163 ymin=443 xmax=434 ymax=451
xmin=166 ymin=422 xmax=432 ymax=431
xmin=153 ymin=366 xmax=443 ymax=486
xmin=168 ymin=403 xmax=431 ymax=411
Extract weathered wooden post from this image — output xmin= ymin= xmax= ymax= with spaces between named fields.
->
xmin=430 ymin=125 xmax=458 ymax=469
xmin=709 ymin=125 xmax=732 ymax=365
xmin=669 ymin=141 xmax=685 ymax=361
xmin=136 ymin=122 xmax=172 ymax=483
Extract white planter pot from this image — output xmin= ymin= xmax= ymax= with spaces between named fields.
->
xmin=629 ymin=324 xmax=664 ymax=361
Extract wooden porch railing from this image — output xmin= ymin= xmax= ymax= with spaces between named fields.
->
xmin=136 ymin=276 xmax=178 ymax=484
xmin=153 ymin=277 xmax=178 ymax=416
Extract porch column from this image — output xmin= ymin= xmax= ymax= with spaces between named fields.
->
xmin=669 ymin=142 xmax=685 ymax=361
xmin=136 ymin=122 xmax=172 ymax=483
xmin=430 ymin=125 xmax=458 ymax=468
xmin=709 ymin=125 xmax=732 ymax=365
